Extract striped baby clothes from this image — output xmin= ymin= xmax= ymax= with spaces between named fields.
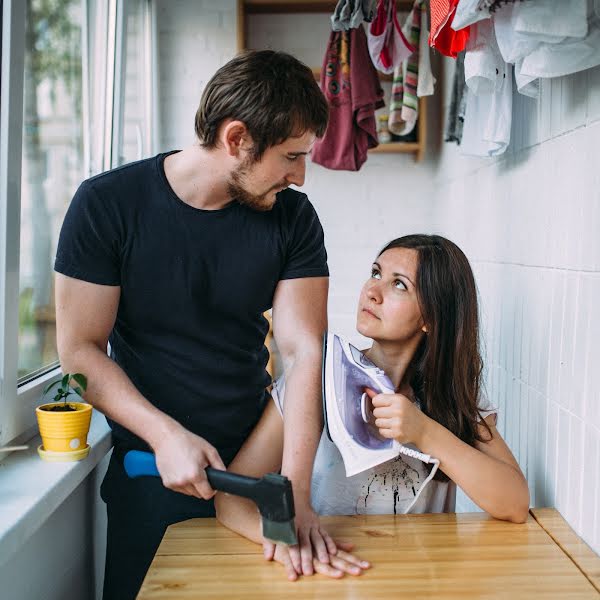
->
xmin=388 ymin=0 xmax=423 ymax=135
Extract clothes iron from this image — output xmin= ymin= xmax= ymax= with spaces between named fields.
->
xmin=322 ymin=332 xmax=440 ymax=500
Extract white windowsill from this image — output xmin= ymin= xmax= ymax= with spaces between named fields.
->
xmin=0 ymin=410 xmax=112 ymax=568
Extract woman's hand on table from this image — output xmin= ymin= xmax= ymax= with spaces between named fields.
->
xmin=263 ymin=506 xmax=370 ymax=580
xmin=272 ymin=542 xmax=370 ymax=581
xmin=281 ymin=505 xmax=336 ymax=574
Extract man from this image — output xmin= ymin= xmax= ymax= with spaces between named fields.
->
xmin=54 ymin=50 xmax=331 ymax=599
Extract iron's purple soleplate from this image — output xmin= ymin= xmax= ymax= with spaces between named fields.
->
xmin=332 ymin=335 xmax=395 ymax=451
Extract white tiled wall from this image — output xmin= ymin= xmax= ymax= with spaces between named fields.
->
xmin=156 ymin=0 xmax=600 ymax=556
xmin=434 ymin=59 xmax=600 ymax=555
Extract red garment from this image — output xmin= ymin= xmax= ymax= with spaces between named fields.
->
xmin=429 ymin=0 xmax=470 ymax=58
xmin=312 ymin=26 xmax=384 ymax=171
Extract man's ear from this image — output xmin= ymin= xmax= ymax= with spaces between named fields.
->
xmin=221 ymin=120 xmax=252 ymax=157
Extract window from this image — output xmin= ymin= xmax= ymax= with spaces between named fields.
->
xmin=18 ymin=0 xmax=85 ymax=382
xmin=113 ymin=0 xmax=153 ymax=167
xmin=0 ymin=0 xmax=156 ymax=447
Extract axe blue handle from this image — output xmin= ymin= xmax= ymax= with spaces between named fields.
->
xmin=123 ymin=449 xmax=296 ymax=538
xmin=123 ymin=450 xmax=160 ymax=478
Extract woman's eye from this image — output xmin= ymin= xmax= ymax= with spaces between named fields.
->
xmin=371 ymin=269 xmax=381 ymax=279
xmin=287 ymin=155 xmax=299 ymax=161
xmin=394 ymin=279 xmax=407 ymax=290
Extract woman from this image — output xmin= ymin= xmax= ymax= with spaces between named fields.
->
xmin=215 ymin=234 xmax=530 ymax=580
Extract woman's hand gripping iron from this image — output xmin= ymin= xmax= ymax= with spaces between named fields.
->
xmin=123 ymin=450 xmax=297 ymax=546
xmin=322 ymin=332 xmax=440 ymax=510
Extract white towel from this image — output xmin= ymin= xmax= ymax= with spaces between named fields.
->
xmin=493 ymin=0 xmax=595 ymax=98
xmin=452 ymin=0 xmax=490 ymax=30
xmin=494 ymin=4 xmax=540 ymax=65
xmin=520 ymin=10 xmax=600 ymax=79
xmin=513 ymin=0 xmax=588 ymax=42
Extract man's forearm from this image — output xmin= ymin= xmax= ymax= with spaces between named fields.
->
xmin=59 ymin=342 xmax=181 ymax=449
xmin=280 ymin=353 xmax=323 ymax=503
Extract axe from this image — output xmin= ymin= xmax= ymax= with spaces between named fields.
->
xmin=123 ymin=450 xmax=297 ymax=545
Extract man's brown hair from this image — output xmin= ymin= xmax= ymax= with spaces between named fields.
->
xmin=195 ymin=50 xmax=328 ymax=160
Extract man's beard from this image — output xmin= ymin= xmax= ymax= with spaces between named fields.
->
xmin=227 ymin=159 xmax=285 ymax=212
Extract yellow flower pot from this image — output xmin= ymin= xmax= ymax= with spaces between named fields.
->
xmin=36 ymin=402 xmax=92 ymax=459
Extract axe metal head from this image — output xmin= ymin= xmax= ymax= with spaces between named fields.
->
xmin=256 ymin=473 xmax=297 ymax=546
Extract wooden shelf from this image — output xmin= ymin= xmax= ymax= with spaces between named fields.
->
xmin=243 ymin=0 xmax=415 ymax=13
xmin=238 ymin=0 xmax=427 ymax=161
xmin=312 ymin=67 xmax=393 ymax=81
xmin=245 ymin=0 xmax=338 ymax=13
xmin=369 ymin=142 xmax=420 ymax=154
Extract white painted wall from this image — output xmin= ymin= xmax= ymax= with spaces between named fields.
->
xmin=155 ymin=0 xmax=600 ymax=557
xmin=156 ymin=0 xmax=239 ymax=151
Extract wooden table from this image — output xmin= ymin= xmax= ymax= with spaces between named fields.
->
xmin=138 ymin=509 xmax=600 ymax=599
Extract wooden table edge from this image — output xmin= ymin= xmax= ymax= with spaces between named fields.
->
xmin=529 ymin=508 xmax=600 ymax=594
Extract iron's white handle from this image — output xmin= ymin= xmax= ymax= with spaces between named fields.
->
xmin=360 ymin=392 xmax=370 ymax=423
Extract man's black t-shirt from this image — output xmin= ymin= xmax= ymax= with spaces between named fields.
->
xmin=55 ymin=151 xmax=329 ymax=463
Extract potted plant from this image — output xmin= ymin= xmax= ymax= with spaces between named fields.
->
xmin=36 ymin=373 xmax=92 ymax=462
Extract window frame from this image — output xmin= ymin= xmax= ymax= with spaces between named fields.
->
xmin=0 ymin=0 xmax=32 ymax=447
xmin=0 ymin=0 xmax=156 ymax=449
xmin=112 ymin=0 xmax=155 ymax=167
xmin=0 ymin=0 xmax=116 ymax=448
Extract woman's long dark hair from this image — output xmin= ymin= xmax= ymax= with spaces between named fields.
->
xmin=378 ymin=235 xmax=490 ymax=481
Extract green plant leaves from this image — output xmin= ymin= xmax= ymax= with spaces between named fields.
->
xmin=43 ymin=379 xmax=61 ymax=395
xmin=41 ymin=372 xmax=87 ymax=403
xmin=71 ymin=373 xmax=87 ymax=390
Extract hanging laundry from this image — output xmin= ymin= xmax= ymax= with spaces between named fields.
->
xmin=518 ymin=3 xmax=600 ymax=81
xmin=367 ymin=0 xmax=415 ymax=74
xmin=388 ymin=0 xmax=430 ymax=136
xmin=446 ymin=0 xmax=600 ymax=155
xmin=312 ymin=26 xmax=384 ymax=171
xmin=478 ymin=0 xmax=529 ymax=12
xmin=513 ymin=59 xmax=539 ymax=98
xmin=494 ymin=0 xmax=597 ymax=98
xmin=429 ymin=0 xmax=470 ymax=57
xmin=493 ymin=3 xmax=540 ymax=96
xmin=331 ymin=0 xmax=377 ymax=30
xmin=461 ymin=67 xmax=513 ymax=156
xmin=519 ymin=24 xmax=600 ymax=81
xmin=417 ymin=3 xmax=436 ymax=96
xmin=445 ymin=51 xmax=467 ymax=143
xmin=511 ymin=0 xmax=587 ymax=42
xmin=460 ymin=19 xmax=512 ymax=156
xmin=452 ymin=0 xmax=491 ymax=30
xmin=464 ymin=14 xmax=506 ymax=95
xmin=494 ymin=4 xmax=539 ymax=64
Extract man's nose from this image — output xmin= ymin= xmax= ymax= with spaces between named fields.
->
xmin=287 ymin=158 xmax=306 ymax=187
